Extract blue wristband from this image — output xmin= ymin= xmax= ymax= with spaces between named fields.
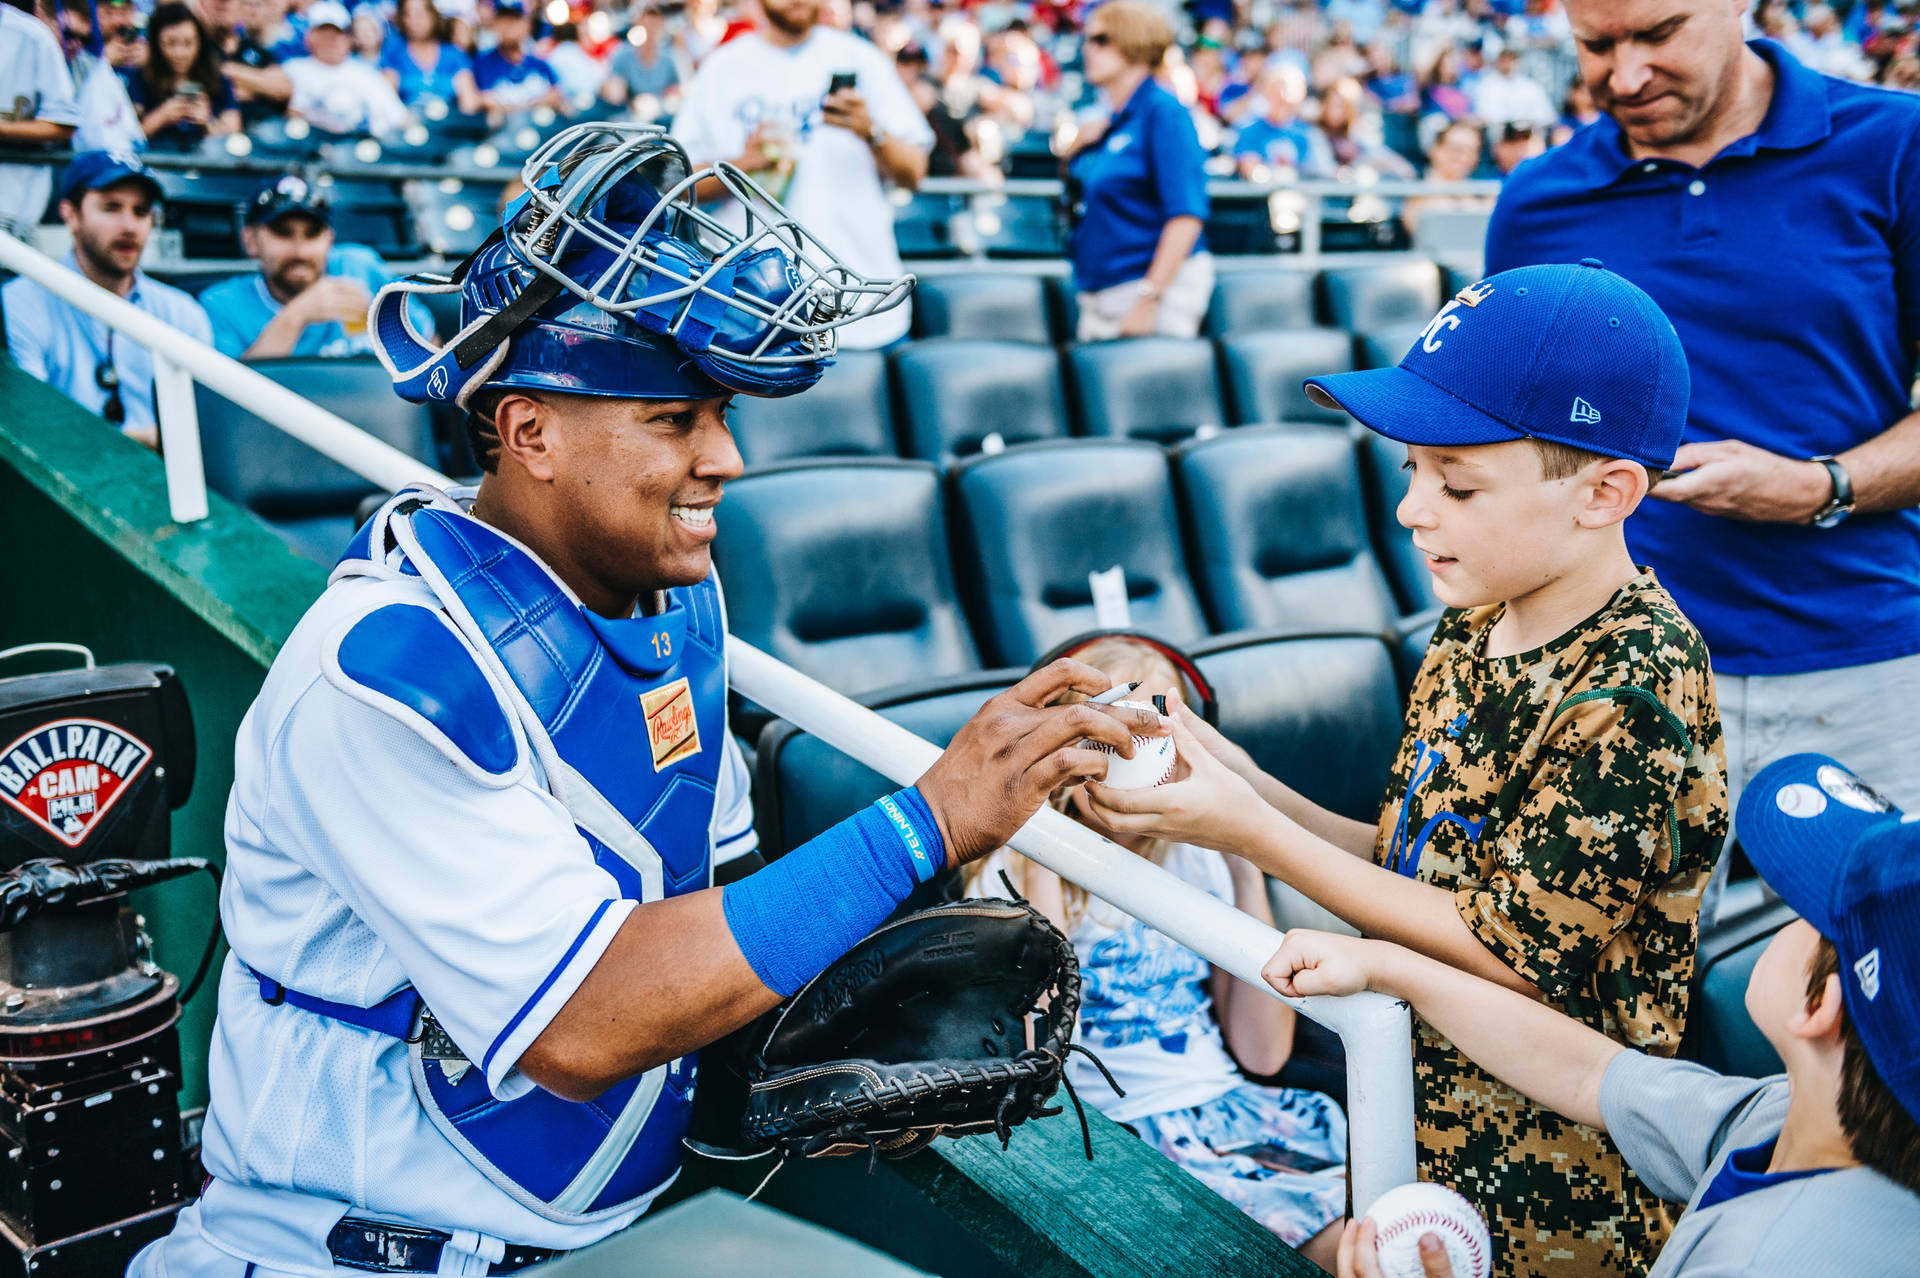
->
xmin=722 ymin=786 xmax=948 ymax=996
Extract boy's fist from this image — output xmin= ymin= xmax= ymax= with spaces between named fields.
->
xmin=1263 ymin=929 xmax=1378 ymax=1000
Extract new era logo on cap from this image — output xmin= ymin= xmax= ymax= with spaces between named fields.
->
xmin=1571 ymin=397 xmax=1601 ymax=424
xmin=1856 ymin=949 xmax=1882 ymax=1001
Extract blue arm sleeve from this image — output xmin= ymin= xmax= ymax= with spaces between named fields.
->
xmin=721 ymin=786 xmax=946 ymax=997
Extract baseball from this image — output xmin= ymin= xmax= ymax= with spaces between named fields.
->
xmin=1365 ymin=1182 xmax=1492 ymax=1278
xmin=1086 ymin=700 xmax=1176 ymax=790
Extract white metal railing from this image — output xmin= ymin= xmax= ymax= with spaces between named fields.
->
xmin=0 ymin=230 xmax=1416 ymax=1212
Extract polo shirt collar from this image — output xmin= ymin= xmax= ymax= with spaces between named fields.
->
xmin=1111 ymin=76 xmax=1155 ymax=127
xmin=1556 ymin=38 xmax=1831 ymax=190
xmin=62 ymin=250 xmax=146 ymax=306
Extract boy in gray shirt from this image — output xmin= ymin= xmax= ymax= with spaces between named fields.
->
xmin=1265 ymin=752 xmax=1920 ymax=1277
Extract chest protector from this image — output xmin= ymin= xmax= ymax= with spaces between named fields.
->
xmin=322 ymin=488 xmax=727 ymax=1222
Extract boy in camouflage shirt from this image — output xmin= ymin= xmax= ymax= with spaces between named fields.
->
xmin=1087 ymin=261 xmax=1729 ymax=1276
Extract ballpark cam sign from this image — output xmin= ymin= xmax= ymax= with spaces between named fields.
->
xmin=0 ymin=718 xmax=153 ymax=848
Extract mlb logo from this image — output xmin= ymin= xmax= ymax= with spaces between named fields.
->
xmin=0 ymin=718 xmax=153 ymax=848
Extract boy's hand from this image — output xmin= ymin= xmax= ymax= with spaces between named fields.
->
xmin=1171 ymin=702 xmax=1263 ymax=785
xmin=1080 ymin=703 xmax=1270 ymax=850
xmin=1263 ymin=929 xmax=1379 ymax=1000
xmin=1338 ymin=1218 xmax=1457 ymax=1278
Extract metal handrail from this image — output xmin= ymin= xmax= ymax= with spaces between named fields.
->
xmin=0 ymin=228 xmax=1416 ymax=1212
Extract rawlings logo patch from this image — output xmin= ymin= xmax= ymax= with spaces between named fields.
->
xmin=0 ymin=718 xmax=153 ymax=848
xmin=641 ymin=677 xmax=700 ymax=772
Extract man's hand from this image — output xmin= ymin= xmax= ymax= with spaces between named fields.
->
xmin=1652 ymin=439 xmax=1832 ymax=523
xmin=734 ymin=121 xmax=786 ymax=174
xmin=1117 ymin=295 xmax=1159 ymax=337
xmin=1337 ymin=1218 xmax=1457 ymax=1278
xmin=1080 ymin=702 xmax=1272 ymax=851
xmin=916 ymin=659 xmax=1165 ymax=868
xmin=820 ymin=87 xmax=874 ymax=143
xmin=1262 ymin=928 xmax=1381 ymax=1000
xmin=293 ymin=276 xmax=374 ymax=328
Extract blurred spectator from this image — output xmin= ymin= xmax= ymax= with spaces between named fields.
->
xmin=674 ymin=0 xmax=932 ymax=349
xmin=1400 ymin=117 xmax=1489 ymax=232
xmin=102 ymin=6 xmax=149 ymax=70
xmin=284 ymin=1 xmax=412 ymax=133
xmin=1361 ymin=39 xmax=1418 ymax=115
xmin=123 ymin=4 xmax=241 ymax=150
xmin=1556 ymin=77 xmax=1602 ymax=139
xmin=198 ymin=176 xmax=399 ymax=358
xmin=348 ymin=2 xmax=386 ymax=62
xmin=194 ymin=0 xmax=295 ymax=124
xmin=1799 ymin=3 xmax=1873 ymax=79
xmin=1309 ymin=17 xmax=1367 ymax=89
xmin=600 ymin=2 xmax=678 ymax=115
xmin=677 ymin=0 xmax=731 ymax=70
xmin=2 ymin=153 xmax=212 ymax=451
xmin=1419 ymin=44 xmax=1473 ymax=129
xmin=0 ymin=0 xmax=81 ymax=236
xmin=1470 ymin=45 xmax=1556 ymax=129
xmin=381 ymin=0 xmax=480 ymax=113
xmin=1318 ymin=76 xmax=1415 ymax=176
xmin=474 ymin=0 xmax=568 ymax=121
xmin=1231 ymin=63 xmax=1325 ymax=178
xmin=1488 ymin=118 xmax=1543 ymax=176
xmin=1068 ymin=0 xmax=1211 ymax=341
xmin=542 ymin=22 xmax=606 ymax=108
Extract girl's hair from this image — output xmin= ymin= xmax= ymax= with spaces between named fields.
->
xmin=959 ymin=635 xmax=1184 ymax=930
xmin=396 ymin=0 xmax=451 ymax=45
xmin=1087 ymin=0 xmax=1174 ymax=72
xmin=143 ymin=3 xmax=223 ymax=100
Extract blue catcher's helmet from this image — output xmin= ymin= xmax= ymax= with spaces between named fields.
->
xmin=368 ymin=123 xmax=913 ymax=407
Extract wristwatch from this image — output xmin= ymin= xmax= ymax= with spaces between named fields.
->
xmin=1809 ymin=454 xmax=1856 ymax=528
xmin=1134 ymin=280 xmax=1163 ymax=302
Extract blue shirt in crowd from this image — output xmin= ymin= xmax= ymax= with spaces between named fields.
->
xmin=472 ymin=48 xmax=560 ymax=111
xmin=1488 ymin=40 xmax=1920 ymax=676
xmin=2 ymin=257 xmax=212 ymax=437
xmin=199 ymin=242 xmax=399 ymax=359
xmin=1069 ymin=78 xmax=1210 ymax=294
xmin=381 ymin=41 xmax=474 ymax=107
xmin=1233 ymin=117 xmax=1322 ymax=172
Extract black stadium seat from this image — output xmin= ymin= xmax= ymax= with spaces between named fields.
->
xmin=1066 ymin=338 xmax=1226 ymax=444
xmin=195 ymin=357 xmax=438 ymax=566
xmin=893 ymin=339 xmax=1071 ymax=464
xmin=950 ymin=440 xmax=1207 ymax=666
xmin=1355 ymin=322 xmax=1426 ymax=371
xmin=319 ymin=178 xmax=421 ymax=260
xmin=708 ymin=459 xmax=980 ymax=697
xmin=1205 ymin=268 xmax=1318 ymax=336
xmin=1192 ymin=631 xmax=1402 ymax=823
xmin=911 ymin=274 xmax=1054 ymax=344
xmin=1045 ymin=276 xmax=1080 ymax=343
xmin=150 ymin=169 xmax=262 ymax=259
xmin=727 ymin=350 xmax=895 ymax=466
xmin=1353 ymin=426 xmax=1441 ymax=614
xmin=1319 ymin=261 xmax=1443 ymax=331
xmin=1685 ymin=899 xmax=1795 ymax=1077
xmin=1217 ymin=329 xmax=1354 ymax=425
xmin=1174 ymin=425 xmax=1400 ymax=635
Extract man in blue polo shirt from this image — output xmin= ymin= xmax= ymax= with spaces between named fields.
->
xmin=1486 ymin=0 xmax=1920 ymax=897
xmin=2 ymin=152 xmax=211 ymax=452
xmin=473 ymin=0 xmax=568 ymax=122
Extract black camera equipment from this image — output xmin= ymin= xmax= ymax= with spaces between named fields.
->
xmin=0 ymin=645 xmax=213 ymax=1276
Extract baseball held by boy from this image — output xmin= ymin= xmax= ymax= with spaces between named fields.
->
xmin=1086 ymin=260 xmax=1730 ymax=1276
xmin=1282 ymin=753 xmax=1920 ymax=1278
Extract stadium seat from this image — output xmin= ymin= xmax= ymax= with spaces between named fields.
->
xmin=317 ymin=178 xmax=421 ymax=260
xmin=911 ymin=274 xmax=1054 ymax=344
xmin=1174 ymin=425 xmax=1399 ymax=635
xmin=195 ymin=357 xmax=438 ymax=565
xmin=893 ymin=190 xmax=963 ymax=260
xmin=150 ymin=170 xmax=261 ymax=259
xmin=727 ymin=350 xmax=895 ymax=466
xmin=407 ymin=178 xmax=506 ymax=259
xmin=1191 ymin=631 xmax=1402 ymax=823
xmin=1045 ymin=275 xmax=1079 ymax=342
xmin=1318 ymin=261 xmax=1443 ymax=331
xmin=1355 ymin=322 xmax=1426 ymax=370
xmin=1217 ymin=328 xmax=1354 ymax=425
xmin=1205 ymin=267 xmax=1318 ymax=336
xmin=708 ymin=460 xmax=980 ymax=697
xmin=1685 ymin=898 xmax=1794 ymax=1078
xmin=1353 ymin=426 xmax=1441 ymax=614
xmin=238 ymin=117 xmax=326 ymax=161
xmin=1066 ymin=338 xmax=1226 ymax=444
xmin=1204 ymin=191 xmax=1283 ymax=255
xmin=949 ymin=439 xmax=1207 ymax=666
xmin=964 ymin=192 xmax=1069 ymax=258
xmin=893 ymin=339 xmax=1071 ymax=464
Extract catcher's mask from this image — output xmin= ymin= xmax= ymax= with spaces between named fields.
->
xmin=1033 ymin=630 xmax=1219 ymax=726
xmin=369 ymin=122 xmax=914 ymax=408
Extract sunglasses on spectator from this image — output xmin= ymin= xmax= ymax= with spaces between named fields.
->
xmin=109 ymin=24 xmax=144 ymax=39
xmin=1085 ymin=31 xmax=1113 ymax=46
xmin=95 ymin=335 xmax=125 ymax=427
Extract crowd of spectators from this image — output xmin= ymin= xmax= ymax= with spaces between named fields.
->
xmin=8 ymin=0 xmax=1919 ymax=188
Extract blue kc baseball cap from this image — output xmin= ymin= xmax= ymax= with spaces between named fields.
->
xmin=59 ymin=151 xmax=163 ymax=206
xmin=1738 ymin=754 xmax=1920 ymax=1125
xmin=1304 ymin=259 xmax=1691 ymax=470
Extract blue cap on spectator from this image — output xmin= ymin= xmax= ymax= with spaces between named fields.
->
xmin=247 ymin=175 xmax=332 ymax=228
xmin=493 ymin=0 xmax=529 ymax=15
xmin=1738 ymin=754 xmax=1920 ymax=1125
xmin=59 ymin=151 xmax=163 ymax=205
xmin=1303 ymin=260 xmax=1691 ymax=470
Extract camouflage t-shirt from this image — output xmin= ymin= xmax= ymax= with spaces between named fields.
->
xmin=1371 ymin=570 xmax=1729 ymax=1278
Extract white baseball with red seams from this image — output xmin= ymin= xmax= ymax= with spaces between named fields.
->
xmin=1086 ymin=700 xmax=1177 ymax=790
xmin=1365 ymin=1182 xmax=1492 ymax=1278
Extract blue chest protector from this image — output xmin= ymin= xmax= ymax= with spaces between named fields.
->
xmin=286 ymin=491 xmax=728 ymax=1223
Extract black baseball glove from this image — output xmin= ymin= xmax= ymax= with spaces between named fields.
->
xmin=740 ymin=895 xmax=1114 ymax=1164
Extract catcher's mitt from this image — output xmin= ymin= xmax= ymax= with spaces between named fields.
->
xmin=740 ymin=896 xmax=1113 ymax=1164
